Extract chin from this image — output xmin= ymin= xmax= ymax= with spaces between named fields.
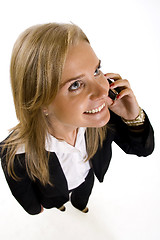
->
xmin=95 ymin=118 xmax=110 ymax=128
xmin=88 ymin=111 xmax=110 ymax=128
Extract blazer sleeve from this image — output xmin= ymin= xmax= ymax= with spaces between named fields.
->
xmin=0 ymin=151 xmax=41 ymax=215
xmin=108 ymin=110 xmax=155 ymax=156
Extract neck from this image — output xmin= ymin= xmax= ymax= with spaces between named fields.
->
xmin=49 ymin=126 xmax=78 ymax=147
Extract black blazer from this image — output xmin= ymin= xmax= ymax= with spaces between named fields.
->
xmin=0 ymin=111 xmax=154 ymax=215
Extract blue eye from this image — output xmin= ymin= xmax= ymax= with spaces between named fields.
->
xmin=94 ymin=68 xmax=100 ymax=76
xmin=94 ymin=64 xmax=101 ymax=76
xmin=69 ymin=81 xmax=82 ymax=91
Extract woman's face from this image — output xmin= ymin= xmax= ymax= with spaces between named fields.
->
xmin=46 ymin=41 xmax=112 ymax=131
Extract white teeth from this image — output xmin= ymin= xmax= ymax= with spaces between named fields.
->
xmin=85 ymin=103 xmax=105 ymax=114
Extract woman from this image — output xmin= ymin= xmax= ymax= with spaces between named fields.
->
xmin=0 ymin=23 xmax=154 ymax=215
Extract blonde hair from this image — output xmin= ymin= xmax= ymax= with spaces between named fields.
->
xmin=3 ymin=23 xmax=107 ymax=185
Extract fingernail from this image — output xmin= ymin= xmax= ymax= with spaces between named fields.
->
xmin=110 ymin=83 xmax=114 ymax=88
xmin=116 ymin=94 xmax=120 ymax=99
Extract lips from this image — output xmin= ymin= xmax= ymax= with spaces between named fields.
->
xmin=84 ymin=103 xmax=106 ymax=114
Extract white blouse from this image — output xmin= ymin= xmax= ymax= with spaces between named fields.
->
xmin=45 ymin=127 xmax=91 ymax=190
xmin=16 ymin=127 xmax=91 ymax=191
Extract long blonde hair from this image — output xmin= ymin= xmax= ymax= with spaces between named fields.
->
xmin=3 ymin=23 xmax=107 ymax=185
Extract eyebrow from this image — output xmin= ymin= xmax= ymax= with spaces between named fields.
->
xmin=60 ymin=59 xmax=101 ymax=88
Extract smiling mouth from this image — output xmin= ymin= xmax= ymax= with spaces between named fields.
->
xmin=84 ymin=103 xmax=106 ymax=114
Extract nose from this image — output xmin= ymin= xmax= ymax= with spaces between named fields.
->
xmin=88 ymin=75 xmax=109 ymax=101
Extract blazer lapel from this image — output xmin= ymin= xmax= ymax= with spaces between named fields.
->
xmin=48 ymin=152 xmax=69 ymax=198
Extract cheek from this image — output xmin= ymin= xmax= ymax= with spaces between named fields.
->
xmin=49 ymin=97 xmax=85 ymax=121
xmin=63 ymin=95 xmax=87 ymax=113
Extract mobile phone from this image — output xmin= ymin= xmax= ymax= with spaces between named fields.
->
xmin=108 ymin=78 xmax=121 ymax=100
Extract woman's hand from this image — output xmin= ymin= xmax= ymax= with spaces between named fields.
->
xmin=105 ymin=73 xmax=140 ymax=120
xmin=41 ymin=205 xmax=44 ymax=213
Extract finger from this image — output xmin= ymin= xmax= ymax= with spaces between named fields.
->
xmin=110 ymin=79 xmax=130 ymax=89
xmin=116 ymin=88 xmax=133 ymax=100
xmin=104 ymin=73 xmax=122 ymax=80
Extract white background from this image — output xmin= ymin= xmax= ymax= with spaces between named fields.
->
xmin=0 ymin=0 xmax=159 ymax=239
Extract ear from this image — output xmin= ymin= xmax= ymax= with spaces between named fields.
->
xmin=42 ymin=107 xmax=49 ymax=116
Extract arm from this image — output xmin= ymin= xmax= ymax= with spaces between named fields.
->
xmin=105 ymin=73 xmax=154 ymax=156
xmin=1 ymin=152 xmax=42 ymax=215
xmin=108 ymin=110 xmax=154 ymax=156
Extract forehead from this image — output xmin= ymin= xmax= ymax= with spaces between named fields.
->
xmin=61 ymin=41 xmax=99 ymax=81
